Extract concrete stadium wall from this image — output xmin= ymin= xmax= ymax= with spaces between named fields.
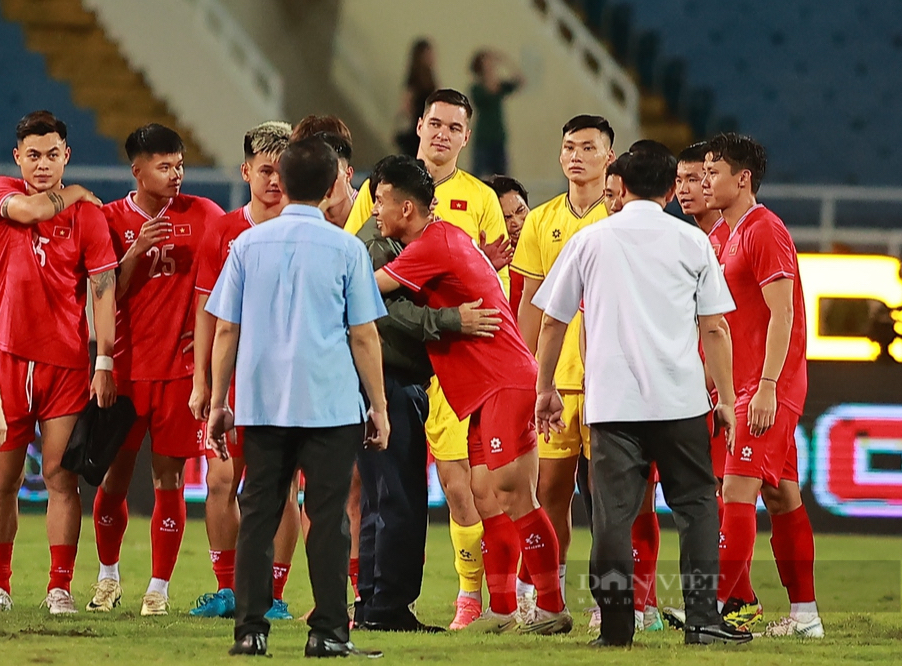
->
xmin=332 ymin=0 xmax=642 ymax=203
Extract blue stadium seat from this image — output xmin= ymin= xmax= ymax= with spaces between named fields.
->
xmin=587 ymin=0 xmax=902 ymax=185
xmin=0 ymin=16 xmax=120 ymax=165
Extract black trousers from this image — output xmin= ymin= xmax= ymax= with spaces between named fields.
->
xmin=234 ymin=422 xmax=363 ymax=643
xmin=355 ymin=375 xmax=429 ymax=623
xmin=589 ymin=416 xmax=720 ymax=644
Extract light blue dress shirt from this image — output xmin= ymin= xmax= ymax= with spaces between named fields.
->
xmin=205 ymin=204 xmax=387 ymax=427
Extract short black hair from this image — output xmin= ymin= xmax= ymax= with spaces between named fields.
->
xmin=706 ymin=132 xmax=767 ymax=194
xmin=609 ymin=149 xmax=677 ymax=199
xmin=483 ymin=175 xmax=529 ymax=206
xmin=423 ymin=88 xmax=473 ymax=120
xmin=628 ymin=139 xmax=672 ymax=156
xmin=125 ymin=124 xmax=184 ymax=161
xmin=279 ymin=136 xmax=338 ymax=202
xmin=561 ymin=114 xmax=614 ymax=147
xmin=315 ymin=131 xmax=353 ymax=162
xmin=369 ymin=155 xmax=435 ymax=215
xmin=677 ymin=141 xmax=709 ymax=165
xmin=16 ymin=110 xmax=67 ymax=143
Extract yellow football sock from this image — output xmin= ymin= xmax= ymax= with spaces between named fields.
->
xmin=449 ymin=518 xmax=484 ymax=594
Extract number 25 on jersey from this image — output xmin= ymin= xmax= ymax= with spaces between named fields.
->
xmin=148 ymin=244 xmax=176 ymax=278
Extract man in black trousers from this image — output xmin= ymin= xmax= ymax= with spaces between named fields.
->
xmin=354 ymin=155 xmax=501 ymax=632
xmin=206 ymin=136 xmax=389 ymax=658
xmin=533 ymin=145 xmax=752 ymax=647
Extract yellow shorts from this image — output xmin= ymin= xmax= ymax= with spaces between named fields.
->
xmin=425 ymin=377 xmax=470 ymax=462
xmin=538 ymin=391 xmax=590 ymax=460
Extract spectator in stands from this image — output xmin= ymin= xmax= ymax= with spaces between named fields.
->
xmin=396 ymin=39 xmax=438 ymax=157
xmin=469 ymin=49 xmax=524 ymax=177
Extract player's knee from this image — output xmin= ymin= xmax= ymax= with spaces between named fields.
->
xmin=42 ymin=462 xmax=78 ymax=495
xmin=761 ymin=484 xmax=802 ymax=515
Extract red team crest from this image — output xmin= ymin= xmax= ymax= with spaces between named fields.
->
xmin=450 ymin=199 xmax=468 ymax=211
xmin=53 ymin=225 xmax=72 ymax=239
xmin=174 ymin=223 xmax=192 ymax=236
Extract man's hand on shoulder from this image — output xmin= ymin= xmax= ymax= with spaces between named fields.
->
xmin=70 ymin=184 xmax=102 ymax=208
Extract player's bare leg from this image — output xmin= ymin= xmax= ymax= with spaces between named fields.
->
xmin=141 ymin=453 xmax=188 ymax=616
xmin=190 ymin=455 xmax=241 ymax=618
xmin=40 ymin=414 xmax=82 ymax=613
xmin=471 ymin=452 xmax=571 ymax=635
xmin=270 ymin=475 xmax=301 ymax=620
xmin=632 ymin=478 xmax=663 ymax=631
xmin=0 ymin=447 xmax=27 ymax=609
xmin=437 ymin=458 xmax=485 ymax=628
xmin=536 ymin=455 xmax=577 ymax=606
xmin=760 ymin=479 xmax=822 ymax=637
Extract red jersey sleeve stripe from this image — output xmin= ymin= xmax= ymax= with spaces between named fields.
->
xmin=195 ymin=285 xmax=213 ymax=295
xmin=87 ymin=260 xmax=119 ymax=275
xmin=383 ymin=265 xmax=422 ymax=292
xmin=758 ymin=270 xmax=795 ymax=287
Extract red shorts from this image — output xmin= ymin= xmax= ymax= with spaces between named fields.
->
xmin=725 ymin=401 xmax=799 ymax=487
xmin=467 ymin=387 xmax=537 ymax=470
xmin=202 ymin=383 xmax=244 ymax=459
xmin=0 ymin=352 xmax=88 ymax=451
xmin=706 ymin=411 xmax=728 ymax=479
xmin=202 ymin=421 xmax=245 ymax=460
xmin=118 ymin=377 xmax=204 ymax=458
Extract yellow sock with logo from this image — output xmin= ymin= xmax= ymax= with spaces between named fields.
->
xmin=449 ymin=518 xmax=484 ymax=594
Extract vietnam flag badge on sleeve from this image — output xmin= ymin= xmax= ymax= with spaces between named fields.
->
xmin=450 ymin=199 xmax=468 ymax=211
xmin=173 ymin=223 xmax=192 ymax=236
xmin=53 ymin=226 xmax=72 ymax=239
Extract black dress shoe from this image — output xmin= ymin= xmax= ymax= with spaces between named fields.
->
xmin=685 ymin=622 xmax=753 ymax=645
xmin=229 ymin=632 xmax=269 ymax=656
xmin=304 ymin=634 xmax=383 ymax=659
xmin=362 ymin=617 xmax=445 ymax=633
xmin=588 ymin=635 xmax=632 ymax=648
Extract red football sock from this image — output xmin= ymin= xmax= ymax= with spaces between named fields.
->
xmin=93 ymin=488 xmax=128 ymax=566
xmin=518 ymin=558 xmax=533 ymax=585
xmin=631 ymin=512 xmax=660 ymax=611
xmin=717 ymin=502 xmax=757 ymax=603
xmin=349 ymin=557 xmax=360 ymax=600
xmin=0 ymin=542 xmax=12 ymax=593
xmin=48 ymin=544 xmax=77 ymax=592
xmin=717 ymin=492 xmax=725 ymax=527
xmin=272 ymin=562 xmax=291 ymax=600
xmin=770 ymin=505 xmax=816 ymax=603
xmin=151 ymin=487 xmax=186 ymax=581
xmin=211 ymin=549 xmax=235 ymax=591
xmin=514 ymin=508 xmax=564 ymax=613
xmin=481 ymin=513 xmax=520 ymax=615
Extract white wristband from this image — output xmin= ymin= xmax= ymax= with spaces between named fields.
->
xmin=95 ymin=355 xmax=114 ymax=372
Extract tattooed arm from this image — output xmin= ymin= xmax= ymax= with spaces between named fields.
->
xmin=0 ymin=185 xmax=102 ymax=225
xmin=90 ymin=269 xmax=117 ymax=407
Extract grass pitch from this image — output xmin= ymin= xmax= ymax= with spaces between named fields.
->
xmin=1 ymin=513 xmax=900 ymax=664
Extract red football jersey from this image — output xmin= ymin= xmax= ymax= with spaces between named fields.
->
xmin=195 ymin=205 xmax=254 ymax=294
xmin=720 ymin=204 xmax=807 ymax=415
xmin=700 ymin=217 xmax=730 ymax=397
xmin=105 ymin=192 xmax=224 ymax=381
xmin=509 ymin=269 xmax=525 ymax=319
xmin=384 ymin=220 xmax=537 ymax=418
xmin=707 ymin=217 xmax=730 ymax=260
xmin=0 ymin=177 xmax=118 ymax=369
